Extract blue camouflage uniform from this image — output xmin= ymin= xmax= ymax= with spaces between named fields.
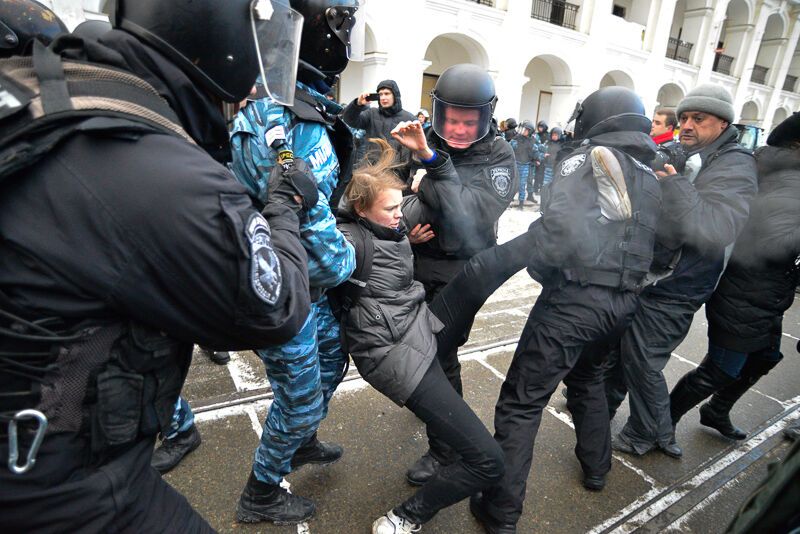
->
xmin=230 ymin=82 xmax=356 ymax=485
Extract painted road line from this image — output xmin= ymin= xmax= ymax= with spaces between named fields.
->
xmin=598 ymin=403 xmax=800 ymax=534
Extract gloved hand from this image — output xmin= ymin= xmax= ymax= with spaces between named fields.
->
xmin=267 ymin=157 xmax=319 ymax=213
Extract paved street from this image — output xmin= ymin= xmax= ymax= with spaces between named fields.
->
xmin=166 ymin=208 xmax=800 ymax=533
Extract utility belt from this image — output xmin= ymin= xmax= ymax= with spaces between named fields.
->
xmin=1 ymin=317 xmax=189 ymax=475
xmin=561 ymin=266 xmax=646 ymax=293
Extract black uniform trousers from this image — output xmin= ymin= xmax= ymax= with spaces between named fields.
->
xmin=482 ymin=282 xmax=638 ymax=525
xmin=0 ymin=432 xmax=214 ymax=533
xmin=603 ymin=292 xmax=701 ymax=451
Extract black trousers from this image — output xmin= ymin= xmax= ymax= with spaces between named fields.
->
xmin=482 ymin=283 xmax=638 ymax=525
xmin=0 ymin=433 xmax=214 ymax=533
xmin=416 ymin=234 xmax=534 ymax=462
xmin=396 ymin=233 xmax=534 ymax=524
xmin=604 ymin=292 xmax=700 ymax=452
xmin=397 ymin=360 xmax=504 ymax=524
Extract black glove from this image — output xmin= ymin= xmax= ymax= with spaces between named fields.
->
xmin=267 ymin=157 xmax=319 ymax=213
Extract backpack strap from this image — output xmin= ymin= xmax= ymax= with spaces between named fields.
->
xmin=333 ymin=221 xmax=375 ymax=316
xmin=0 ymin=40 xmax=195 ymax=188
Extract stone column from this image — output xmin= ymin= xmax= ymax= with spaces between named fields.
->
xmin=732 ymin=6 xmax=772 ymax=118
xmin=762 ymin=13 xmax=800 ymax=133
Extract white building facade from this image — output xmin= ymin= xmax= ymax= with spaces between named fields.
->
xmin=50 ymin=0 xmax=800 ymax=134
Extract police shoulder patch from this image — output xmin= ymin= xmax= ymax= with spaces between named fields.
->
xmin=489 ymin=166 xmax=512 ymax=197
xmin=559 ymin=154 xmax=587 ymax=176
xmin=246 ymin=213 xmax=282 ymax=306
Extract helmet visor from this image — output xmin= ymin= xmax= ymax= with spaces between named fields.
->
xmin=251 ymin=0 xmax=303 ymax=106
xmin=431 ymin=96 xmax=493 ymax=149
xmin=325 ymin=1 xmax=367 ymax=62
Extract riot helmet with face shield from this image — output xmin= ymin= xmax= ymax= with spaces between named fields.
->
xmin=0 ymin=0 xmax=67 ymax=59
xmin=289 ymin=0 xmax=367 ymax=79
xmin=112 ymin=0 xmax=303 ymax=104
xmin=430 ymin=64 xmax=497 ymax=150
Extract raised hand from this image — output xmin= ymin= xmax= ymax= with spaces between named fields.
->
xmin=391 ymin=120 xmax=434 ymax=161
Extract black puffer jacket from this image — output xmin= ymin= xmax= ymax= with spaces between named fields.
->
xmin=337 ymin=151 xmax=471 ymax=404
xmin=706 ymin=146 xmax=800 ymax=352
xmin=342 ymin=79 xmax=416 ymax=165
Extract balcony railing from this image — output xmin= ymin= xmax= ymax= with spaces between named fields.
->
xmin=712 ymin=53 xmax=734 ymax=75
xmin=665 ymin=37 xmax=693 ymax=64
xmin=751 ymin=65 xmax=769 ymax=85
xmin=531 ymin=0 xmax=580 ymax=31
xmin=784 ymin=75 xmax=798 ymax=93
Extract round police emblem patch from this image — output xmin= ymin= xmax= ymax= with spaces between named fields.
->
xmin=560 ymin=154 xmax=587 ymax=176
xmin=490 ymin=166 xmax=512 ymax=197
xmin=246 ymin=213 xmax=282 ymax=305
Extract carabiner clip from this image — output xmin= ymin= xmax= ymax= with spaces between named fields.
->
xmin=7 ymin=409 xmax=48 ymax=475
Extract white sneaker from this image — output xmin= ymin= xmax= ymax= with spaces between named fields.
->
xmin=372 ymin=510 xmax=421 ymax=534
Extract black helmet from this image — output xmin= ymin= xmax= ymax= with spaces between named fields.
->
xmin=0 ymin=0 xmax=67 ymax=59
xmin=113 ymin=0 xmax=305 ymax=104
xmin=289 ymin=0 xmax=367 ymax=78
xmin=431 ymin=64 xmax=497 ymax=149
xmin=505 ymin=118 xmax=518 ymax=130
xmin=569 ymin=86 xmax=650 ymax=140
xmin=520 ymin=120 xmax=535 ymax=132
xmin=72 ymin=19 xmax=112 ymax=41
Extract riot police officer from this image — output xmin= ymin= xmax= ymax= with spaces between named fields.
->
xmin=470 ymin=87 xmax=662 ymax=533
xmin=403 ymin=63 xmax=518 ymax=487
xmin=229 ymin=0 xmax=364 ymax=525
xmin=0 ymin=1 xmax=313 ymax=532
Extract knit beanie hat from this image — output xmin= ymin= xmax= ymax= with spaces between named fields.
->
xmin=676 ymin=83 xmax=735 ymax=124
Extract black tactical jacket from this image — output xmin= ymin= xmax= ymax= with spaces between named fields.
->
xmin=412 ymin=125 xmax=517 ymax=259
xmin=0 ymin=30 xmax=311 ymax=351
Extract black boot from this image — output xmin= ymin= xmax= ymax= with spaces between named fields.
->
xmin=151 ymin=424 xmax=201 ymax=474
xmin=290 ymin=432 xmax=343 ymax=469
xmin=699 ymin=356 xmax=782 ymax=440
xmin=670 ymin=355 xmax=736 ymax=426
xmin=406 ymin=450 xmax=441 ymax=486
xmin=236 ymin=472 xmax=315 ymax=524
xmin=198 ymin=346 xmax=230 ymax=365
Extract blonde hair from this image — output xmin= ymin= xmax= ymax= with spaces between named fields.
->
xmin=345 ymin=138 xmax=406 ymax=214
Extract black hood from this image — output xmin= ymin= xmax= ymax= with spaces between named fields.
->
xmin=377 ymin=79 xmax=403 ymax=117
xmin=755 ymin=145 xmax=800 ymax=186
xmin=72 ymin=30 xmax=233 ymax=163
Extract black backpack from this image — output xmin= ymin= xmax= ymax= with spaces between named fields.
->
xmin=0 ymin=36 xmax=191 ymax=186
xmin=327 ymin=220 xmax=374 ymax=323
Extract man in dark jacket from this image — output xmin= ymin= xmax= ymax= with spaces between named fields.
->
xmin=669 ymin=111 xmax=800 ymax=440
xmin=343 ymin=79 xmax=416 ymax=166
xmin=471 ymin=86 xmax=662 ymax=534
xmin=531 ymin=119 xmax=549 ymax=201
xmin=0 ymin=1 xmax=312 ymax=532
xmin=503 ymin=118 xmax=518 ymax=142
xmin=606 ymin=83 xmax=758 ymax=458
xmin=402 ymin=63 xmax=517 ymax=487
xmin=510 ymin=120 xmax=539 ymax=207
